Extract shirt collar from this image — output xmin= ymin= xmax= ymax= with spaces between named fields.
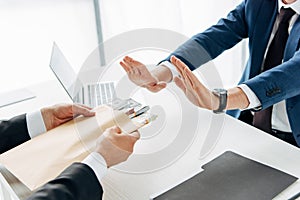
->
xmin=278 ymin=0 xmax=300 ymax=15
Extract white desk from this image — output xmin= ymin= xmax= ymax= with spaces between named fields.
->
xmin=0 ymin=80 xmax=71 ymax=119
xmin=1 ymin=80 xmax=300 ymax=200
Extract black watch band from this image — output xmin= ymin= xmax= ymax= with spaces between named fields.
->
xmin=212 ymin=89 xmax=227 ymax=114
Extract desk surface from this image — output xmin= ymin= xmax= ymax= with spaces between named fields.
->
xmin=1 ymin=80 xmax=300 ymax=200
xmin=0 ymin=80 xmax=71 ymax=119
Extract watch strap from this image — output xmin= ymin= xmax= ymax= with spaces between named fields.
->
xmin=212 ymin=89 xmax=227 ymax=114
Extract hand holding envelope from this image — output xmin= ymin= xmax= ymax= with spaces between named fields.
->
xmin=0 ymin=103 xmax=156 ymax=190
xmin=96 ymin=126 xmax=140 ymax=168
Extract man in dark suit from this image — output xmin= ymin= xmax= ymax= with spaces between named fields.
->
xmin=120 ymin=0 xmax=300 ymax=147
xmin=0 ymin=103 xmax=140 ymax=200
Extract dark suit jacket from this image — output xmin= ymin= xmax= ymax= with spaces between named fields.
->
xmin=0 ymin=114 xmax=30 ymax=154
xmin=27 ymin=163 xmax=103 ymax=200
xmin=0 ymin=114 xmax=103 ymax=199
xmin=163 ymin=0 xmax=300 ymax=146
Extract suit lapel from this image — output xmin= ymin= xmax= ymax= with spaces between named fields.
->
xmin=250 ymin=0 xmax=278 ymax=78
xmin=284 ymin=16 xmax=300 ymax=61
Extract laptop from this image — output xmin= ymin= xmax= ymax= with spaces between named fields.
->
xmin=49 ymin=42 xmax=116 ymax=108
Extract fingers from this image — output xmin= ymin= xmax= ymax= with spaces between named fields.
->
xmin=95 ymin=126 xmax=140 ymax=168
xmin=146 ymin=82 xmax=167 ymax=93
xmin=181 ymin=67 xmax=194 ymax=89
xmin=72 ymin=104 xmax=95 ymax=117
xmin=171 ymin=56 xmax=192 ymax=88
xmin=171 ymin=56 xmax=204 ymax=91
xmin=123 ymin=56 xmax=144 ymax=67
xmin=106 ymin=126 xmax=140 ymax=142
xmin=120 ymin=61 xmax=132 ymax=73
xmin=76 ymin=104 xmax=93 ymax=110
xmin=110 ymin=126 xmax=140 ymax=139
xmin=121 ymin=56 xmax=143 ymax=72
xmin=171 ymin=56 xmax=186 ymax=77
xmin=102 ymin=126 xmax=140 ymax=154
xmin=171 ymin=56 xmax=195 ymax=86
xmin=109 ymin=126 xmax=122 ymax=134
xmin=174 ymin=76 xmax=187 ymax=92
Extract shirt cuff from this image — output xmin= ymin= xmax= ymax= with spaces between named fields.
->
xmin=26 ymin=110 xmax=47 ymax=139
xmin=238 ymin=84 xmax=262 ymax=109
xmin=160 ymin=61 xmax=179 ymax=81
xmin=82 ymin=152 xmax=108 ymax=182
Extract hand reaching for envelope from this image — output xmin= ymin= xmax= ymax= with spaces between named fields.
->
xmin=95 ymin=126 xmax=140 ymax=167
xmin=41 ymin=103 xmax=140 ymax=168
xmin=41 ymin=103 xmax=95 ymax=131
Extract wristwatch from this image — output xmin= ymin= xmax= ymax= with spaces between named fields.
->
xmin=212 ymin=89 xmax=227 ymax=114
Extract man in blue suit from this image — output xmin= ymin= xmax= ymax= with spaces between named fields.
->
xmin=120 ymin=0 xmax=300 ymax=146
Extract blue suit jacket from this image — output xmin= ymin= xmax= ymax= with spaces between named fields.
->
xmin=165 ymin=0 xmax=300 ymax=145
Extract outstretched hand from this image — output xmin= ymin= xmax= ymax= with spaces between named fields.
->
xmin=41 ymin=103 xmax=95 ymax=131
xmin=95 ymin=126 xmax=140 ymax=167
xmin=171 ymin=56 xmax=218 ymax=110
xmin=120 ymin=56 xmax=167 ymax=92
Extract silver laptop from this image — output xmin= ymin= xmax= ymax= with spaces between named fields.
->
xmin=49 ymin=42 xmax=116 ymax=108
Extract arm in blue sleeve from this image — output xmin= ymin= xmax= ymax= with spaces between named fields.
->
xmin=244 ymin=49 xmax=300 ymax=109
xmin=160 ymin=1 xmax=248 ymax=70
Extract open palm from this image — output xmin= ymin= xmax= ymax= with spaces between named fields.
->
xmin=171 ymin=56 xmax=218 ymax=110
xmin=120 ymin=56 xmax=167 ymax=92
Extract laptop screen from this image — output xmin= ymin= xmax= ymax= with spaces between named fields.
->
xmin=49 ymin=42 xmax=81 ymax=99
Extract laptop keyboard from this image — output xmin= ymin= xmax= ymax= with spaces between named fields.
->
xmin=73 ymin=87 xmax=84 ymax=105
xmin=88 ymin=82 xmax=116 ymax=107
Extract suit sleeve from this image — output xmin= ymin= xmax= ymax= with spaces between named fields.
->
xmin=0 ymin=114 xmax=31 ymax=154
xmin=244 ymin=49 xmax=300 ymax=109
xmin=160 ymin=0 xmax=248 ymax=70
xmin=27 ymin=163 xmax=103 ymax=200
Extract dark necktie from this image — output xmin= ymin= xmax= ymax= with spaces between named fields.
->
xmin=253 ymin=7 xmax=295 ymax=133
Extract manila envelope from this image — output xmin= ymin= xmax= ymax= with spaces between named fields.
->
xmin=0 ymin=105 xmax=140 ymax=191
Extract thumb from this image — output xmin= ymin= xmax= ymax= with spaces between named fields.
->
xmin=157 ymin=82 xmax=167 ymax=88
xmin=147 ymin=82 xmax=167 ymax=92
xmin=130 ymin=131 xmax=140 ymax=141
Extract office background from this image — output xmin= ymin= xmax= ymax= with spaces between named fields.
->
xmin=0 ymin=0 xmax=244 ymax=93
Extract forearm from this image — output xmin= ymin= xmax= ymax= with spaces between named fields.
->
xmin=226 ymin=87 xmax=250 ymax=110
xmin=27 ymin=163 xmax=103 ymax=200
xmin=244 ymin=52 xmax=300 ymax=109
xmin=0 ymin=114 xmax=30 ymax=154
xmin=151 ymin=65 xmax=173 ymax=83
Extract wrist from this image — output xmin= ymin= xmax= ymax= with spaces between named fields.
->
xmin=94 ymin=150 xmax=109 ymax=168
xmin=227 ymin=87 xmax=250 ymax=110
xmin=82 ymin=152 xmax=108 ymax=182
xmin=211 ymin=89 xmax=227 ymax=113
xmin=151 ymin=65 xmax=173 ymax=83
xmin=41 ymin=107 xmax=53 ymax=131
xmin=26 ymin=110 xmax=47 ymax=138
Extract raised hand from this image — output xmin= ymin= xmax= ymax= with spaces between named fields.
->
xmin=120 ymin=56 xmax=167 ymax=92
xmin=171 ymin=56 xmax=218 ymax=110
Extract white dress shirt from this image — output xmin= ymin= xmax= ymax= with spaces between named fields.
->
xmin=26 ymin=111 xmax=107 ymax=183
xmin=162 ymin=0 xmax=300 ymax=133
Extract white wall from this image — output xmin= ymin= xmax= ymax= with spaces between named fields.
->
xmin=0 ymin=0 xmax=246 ymax=93
xmin=0 ymin=0 xmax=98 ymax=92
xmin=99 ymin=0 xmax=246 ymax=88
